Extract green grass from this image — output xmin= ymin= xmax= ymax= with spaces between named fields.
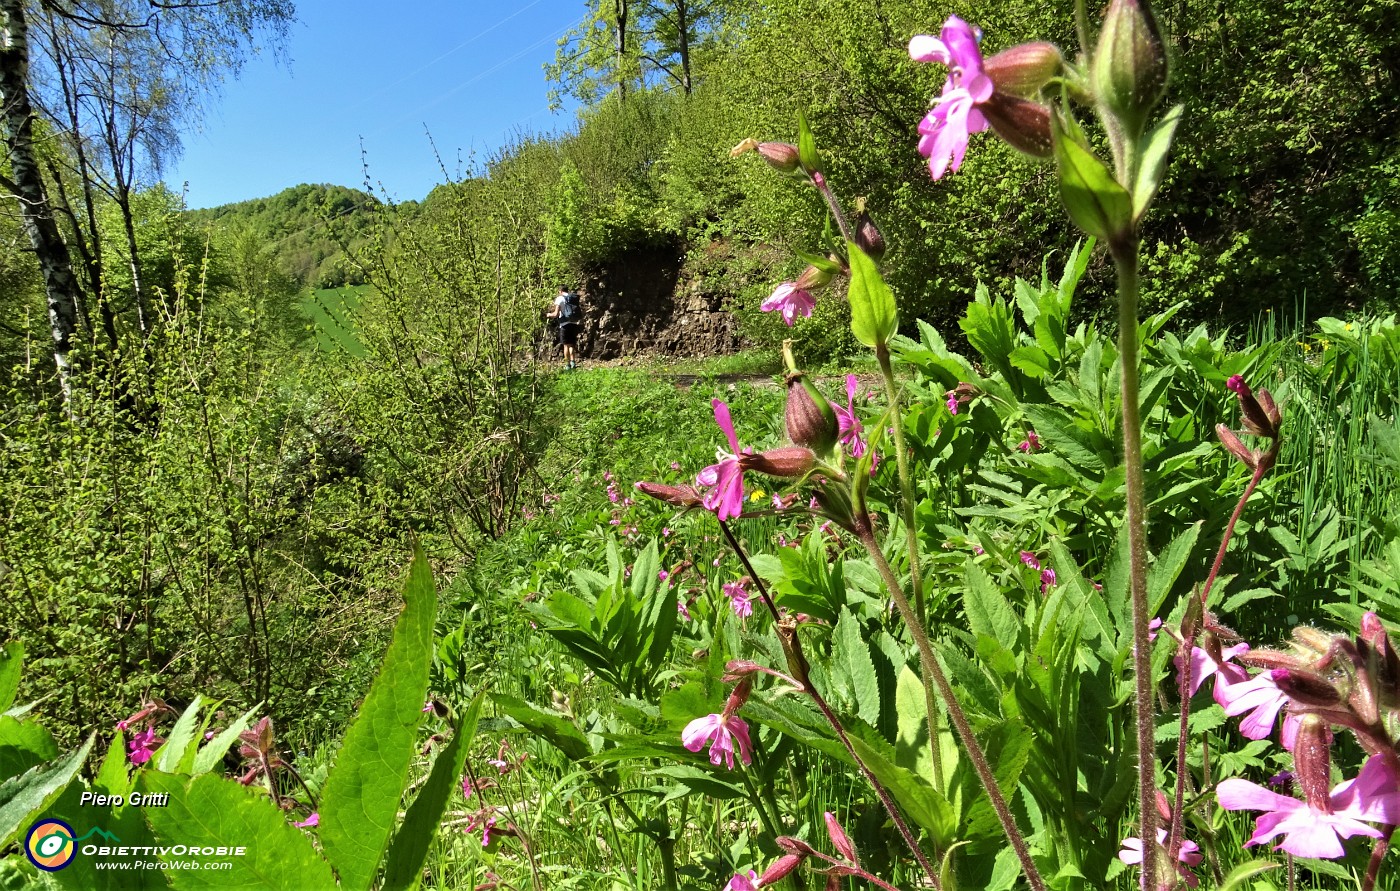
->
xmin=300 ymin=284 xmax=369 ymax=357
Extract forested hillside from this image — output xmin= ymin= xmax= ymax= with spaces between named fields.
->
xmin=186 ymin=183 xmax=384 ymax=289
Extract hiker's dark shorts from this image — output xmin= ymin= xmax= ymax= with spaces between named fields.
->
xmin=557 ymin=322 xmax=579 ymax=347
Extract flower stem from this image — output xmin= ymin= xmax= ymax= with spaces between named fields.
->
xmin=1363 ymin=825 xmax=1394 ymax=891
xmin=876 ymin=342 xmax=945 ymax=794
xmin=717 ymin=518 xmax=941 ymax=889
xmin=1112 ymin=236 xmax=1161 ymax=891
xmin=812 ymin=173 xmax=855 ymax=246
xmin=1167 ymin=460 xmax=1269 ymax=866
xmin=858 ymin=528 xmax=1046 ymax=891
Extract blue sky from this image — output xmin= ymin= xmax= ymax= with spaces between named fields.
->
xmin=167 ymin=1 xmax=585 ymax=209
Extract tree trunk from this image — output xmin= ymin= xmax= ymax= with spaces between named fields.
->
xmin=1 ymin=0 xmax=86 ymax=400
xmin=614 ymin=0 xmax=628 ymax=101
xmin=675 ymin=0 xmax=691 ymax=95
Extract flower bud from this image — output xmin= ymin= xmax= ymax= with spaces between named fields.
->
xmin=984 ymin=41 xmax=1064 ymax=98
xmin=1271 ymin=668 xmax=1342 ymax=710
xmin=785 ymin=373 xmax=840 ymax=454
xmin=746 ymin=446 xmax=817 ymax=479
xmin=634 ymin=480 xmax=705 ymax=509
xmin=982 ymin=94 xmax=1053 ymax=158
xmin=824 ymin=812 xmax=858 ymax=862
xmin=1290 ymin=716 xmax=1333 ymax=812
xmin=1092 ymin=0 xmax=1169 ymax=135
xmin=794 ymin=264 xmax=835 ymax=292
xmin=1216 ymin=423 xmax=1256 ymax=469
xmin=775 ymin=836 xmax=818 ymax=856
xmin=758 ymin=853 xmax=805 ymax=885
xmin=852 ymin=197 xmax=887 ymax=261
xmin=723 ymin=676 xmax=753 ymax=716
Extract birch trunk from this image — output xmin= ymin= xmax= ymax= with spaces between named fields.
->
xmin=1 ymin=0 xmax=86 ymax=400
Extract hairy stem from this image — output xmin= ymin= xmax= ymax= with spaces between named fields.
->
xmin=1167 ymin=460 xmax=1268 ymax=866
xmin=876 ymin=342 xmax=945 ymax=793
xmin=1363 ymin=826 xmax=1394 ymax=891
xmin=859 ymin=529 xmax=1046 ymax=891
xmin=812 ymin=172 xmax=855 ymax=246
xmin=718 ymin=519 xmax=941 ymax=889
xmin=1112 ymin=237 xmax=1162 ymax=890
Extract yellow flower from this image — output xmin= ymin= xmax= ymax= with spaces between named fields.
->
xmin=749 ymin=489 xmax=767 ymax=502
xmin=1298 ymin=341 xmax=1312 ymax=352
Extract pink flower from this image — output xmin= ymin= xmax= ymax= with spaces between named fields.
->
xmin=683 ymin=713 xmax=754 ymax=770
xmin=724 ymin=871 xmax=760 ymax=891
xmin=1119 ymin=829 xmax=1202 ymax=887
xmin=677 ymin=600 xmax=692 ymax=621
xmin=1226 ymin=374 xmax=1247 ymax=395
xmin=1217 ymin=669 xmax=1291 ymax=741
xmin=1185 ymin=643 xmax=1250 ymax=698
xmin=697 ymin=400 xmax=750 ymax=521
xmin=760 ymin=282 xmax=816 ymax=326
xmin=658 ymin=570 xmax=669 ymax=582
xmin=461 ymin=776 xmax=476 ymax=799
xmin=662 ymin=527 xmax=672 ymax=537
xmin=946 ymin=392 xmax=960 ymax=414
xmin=832 ymin=374 xmax=868 ymax=457
xmin=1217 ymin=756 xmax=1400 ymax=859
xmin=670 ymin=461 xmax=682 ymax=471
xmin=464 ymin=814 xmax=498 ymax=847
xmin=294 ymin=812 xmax=319 ymax=829
xmin=1019 ymin=550 xmax=1040 ymax=570
xmin=724 ymin=580 xmax=753 ymax=619
xmin=127 ymin=728 xmax=162 ymax=765
xmin=421 ymin=701 xmax=434 ymax=713
xmin=1039 ymin=567 xmax=1056 ymax=592
xmin=1147 ymin=617 xmax=1162 ymax=642
xmin=909 ymin=17 xmax=992 ymax=179
xmin=1017 ymin=430 xmax=1041 ymax=452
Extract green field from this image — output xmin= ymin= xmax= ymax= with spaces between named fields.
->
xmin=300 ymin=284 xmax=369 ymax=356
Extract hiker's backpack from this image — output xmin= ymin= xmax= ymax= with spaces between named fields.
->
xmin=559 ymin=291 xmax=580 ymax=321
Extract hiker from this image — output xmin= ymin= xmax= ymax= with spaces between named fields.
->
xmin=547 ymin=286 xmax=582 ymax=369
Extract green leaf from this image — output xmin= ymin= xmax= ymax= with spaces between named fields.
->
xmin=0 ymin=642 xmax=22 ymax=713
xmin=155 ymin=695 xmax=205 ymax=774
xmin=1133 ymin=104 xmax=1183 ymax=221
xmin=193 ymin=704 xmax=261 ymax=776
xmin=833 ymin=610 xmax=881 ymax=728
xmin=1217 ymin=859 xmax=1281 ymax=891
xmin=846 ymin=242 xmax=898 ymax=348
xmin=492 ymin=694 xmax=592 ymax=762
xmin=964 ymin=563 xmax=1019 ymax=650
xmin=92 ymin=733 xmax=131 ymax=799
xmin=319 ymin=546 xmax=437 ymax=891
xmin=0 ymin=734 xmax=93 ymax=849
xmin=796 ymin=111 xmax=820 ymax=175
xmin=1053 ymin=114 xmax=1132 ymax=242
xmin=652 ymin=765 xmax=747 ymax=802
xmin=847 ymin=733 xmax=957 ymax=846
xmin=381 ymin=689 xmax=486 ymax=891
xmin=0 ymin=716 xmax=58 ymax=781
xmin=1148 ymin=523 xmax=1202 ymax=614
xmin=139 ymin=771 xmax=335 ymax=889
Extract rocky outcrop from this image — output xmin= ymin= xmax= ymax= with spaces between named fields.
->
xmin=564 ymin=242 xmax=748 ymax=360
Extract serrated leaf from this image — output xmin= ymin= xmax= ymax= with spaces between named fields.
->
xmin=846 ymin=242 xmax=897 ymax=348
xmin=0 ymin=715 xmax=57 ymax=780
xmin=193 ymin=704 xmax=261 ymax=776
xmin=964 ymin=563 xmax=1019 ymax=651
xmin=381 ymin=689 xmax=486 ymax=890
xmin=492 ymin=694 xmax=592 ymax=762
xmin=155 ymin=695 xmax=204 ymax=774
xmin=1133 ymin=104 xmax=1183 ymax=221
xmin=833 ymin=610 xmax=881 ymax=728
xmin=0 ymin=734 xmax=93 ymax=849
xmin=319 ymin=546 xmax=437 ymax=891
xmin=92 ymin=733 xmax=130 ymax=799
xmin=1148 ymin=524 xmax=1202 ymax=614
xmin=139 ymin=771 xmax=335 ymax=889
xmin=0 ymin=642 xmax=21 ymax=713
